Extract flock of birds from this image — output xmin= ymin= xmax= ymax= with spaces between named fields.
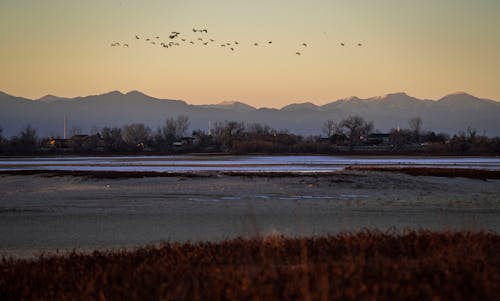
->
xmin=110 ymin=28 xmax=363 ymax=56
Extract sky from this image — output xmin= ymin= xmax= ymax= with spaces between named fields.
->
xmin=1 ymin=0 xmax=499 ymax=108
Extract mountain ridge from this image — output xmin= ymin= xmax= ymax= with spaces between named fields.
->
xmin=1 ymin=90 xmax=499 ymax=137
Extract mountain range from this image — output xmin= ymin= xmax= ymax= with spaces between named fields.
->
xmin=1 ymin=90 xmax=499 ymax=137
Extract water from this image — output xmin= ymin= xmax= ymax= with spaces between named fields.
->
xmin=1 ymin=155 xmax=499 ymax=172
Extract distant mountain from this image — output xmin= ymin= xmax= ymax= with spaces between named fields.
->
xmin=0 ymin=90 xmax=499 ymax=137
xmin=201 ymin=101 xmax=256 ymax=112
xmin=282 ymin=102 xmax=323 ymax=112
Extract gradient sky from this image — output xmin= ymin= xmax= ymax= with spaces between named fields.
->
xmin=1 ymin=0 xmax=499 ymax=108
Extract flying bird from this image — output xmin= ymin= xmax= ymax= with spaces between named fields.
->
xmin=295 ymin=52 xmax=301 ymax=55
xmin=181 ymin=39 xmax=186 ymax=42
xmin=230 ymin=47 xmax=234 ymax=51
xmin=135 ymin=35 xmax=140 ymax=39
xmin=201 ymin=29 xmax=208 ymax=33
xmin=190 ymin=41 xmax=195 ymax=44
xmin=340 ymin=42 xmax=345 ymax=46
xmin=209 ymin=39 xmax=215 ymax=42
xmin=193 ymin=29 xmax=198 ymax=32
xmin=358 ymin=43 xmax=362 ymax=46
xmin=203 ymin=42 xmax=209 ymax=45
xmin=156 ymin=36 xmax=160 ymax=39
xmin=234 ymin=41 xmax=239 ymax=45
xmin=254 ymin=42 xmax=259 ymax=46
xmin=302 ymin=43 xmax=307 ymax=47
xmin=146 ymin=38 xmax=150 ymax=41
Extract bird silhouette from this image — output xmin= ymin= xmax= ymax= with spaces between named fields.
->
xmin=296 ymin=52 xmax=301 ymax=55
xmin=230 ymin=47 xmax=234 ymax=51
xmin=181 ymin=39 xmax=186 ymax=42
xmin=193 ymin=29 xmax=198 ymax=32
xmin=340 ymin=42 xmax=345 ymax=46
xmin=190 ymin=41 xmax=195 ymax=44
xmin=201 ymin=29 xmax=208 ymax=33
xmin=358 ymin=43 xmax=362 ymax=46
xmin=135 ymin=35 xmax=140 ymax=39
xmin=203 ymin=42 xmax=209 ymax=45
xmin=209 ymin=39 xmax=215 ymax=42
xmin=302 ymin=43 xmax=307 ymax=47
xmin=123 ymin=44 xmax=129 ymax=47
xmin=220 ymin=44 xmax=226 ymax=47
xmin=234 ymin=41 xmax=239 ymax=45
xmin=254 ymin=42 xmax=259 ymax=46
xmin=198 ymin=38 xmax=203 ymax=41
xmin=156 ymin=36 xmax=160 ymax=39
xmin=146 ymin=38 xmax=150 ymax=41
xmin=226 ymin=43 xmax=231 ymax=46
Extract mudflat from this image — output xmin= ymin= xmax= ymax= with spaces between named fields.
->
xmin=1 ymin=170 xmax=499 ymax=257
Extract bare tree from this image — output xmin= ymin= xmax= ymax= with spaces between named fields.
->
xmin=212 ymin=120 xmax=245 ymax=151
xmin=408 ymin=117 xmax=423 ymax=143
xmin=123 ymin=123 xmax=151 ymax=148
xmin=101 ymin=127 xmax=125 ymax=152
xmin=247 ymin=123 xmax=274 ymax=136
xmin=322 ymin=120 xmax=339 ymax=137
xmin=339 ymin=116 xmax=374 ymax=150
xmin=162 ymin=115 xmax=190 ymax=145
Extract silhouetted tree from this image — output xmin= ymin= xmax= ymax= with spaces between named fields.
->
xmin=389 ymin=128 xmax=413 ymax=150
xmin=0 ymin=126 xmax=3 ymax=153
xmin=7 ymin=125 xmax=39 ymax=154
xmin=338 ymin=116 xmax=374 ymax=151
xmin=408 ymin=117 xmax=423 ymax=143
xmin=212 ymin=120 xmax=245 ymax=151
xmin=161 ymin=115 xmax=190 ymax=146
xmin=101 ymin=127 xmax=125 ymax=152
xmin=123 ymin=123 xmax=151 ymax=150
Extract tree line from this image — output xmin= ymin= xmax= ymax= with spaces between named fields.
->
xmin=1 ymin=115 xmax=499 ymax=155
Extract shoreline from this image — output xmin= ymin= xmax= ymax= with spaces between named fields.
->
xmin=1 ymin=167 xmax=500 ymax=179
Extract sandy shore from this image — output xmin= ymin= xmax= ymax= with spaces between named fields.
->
xmin=1 ymin=170 xmax=499 ymax=257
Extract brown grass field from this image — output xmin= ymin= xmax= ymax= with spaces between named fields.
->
xmin=1 ymin=231 xmax=499 ymax=300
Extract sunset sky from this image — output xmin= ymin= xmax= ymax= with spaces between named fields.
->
xmin=1 ymin=0 xmax=499 ymax=108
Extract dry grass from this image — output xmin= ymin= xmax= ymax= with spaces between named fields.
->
xmin=1 ymin=231 xmax=499 ymax=300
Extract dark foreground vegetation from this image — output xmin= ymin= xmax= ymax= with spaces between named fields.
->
xmin=1 ymin=116 xmax=499 ymax=155
xmin=1 ymin=231 xmax=499 ymax=301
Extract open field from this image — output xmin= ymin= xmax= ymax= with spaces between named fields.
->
xmin=1 ymin=231 xmax=499 ymax=301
